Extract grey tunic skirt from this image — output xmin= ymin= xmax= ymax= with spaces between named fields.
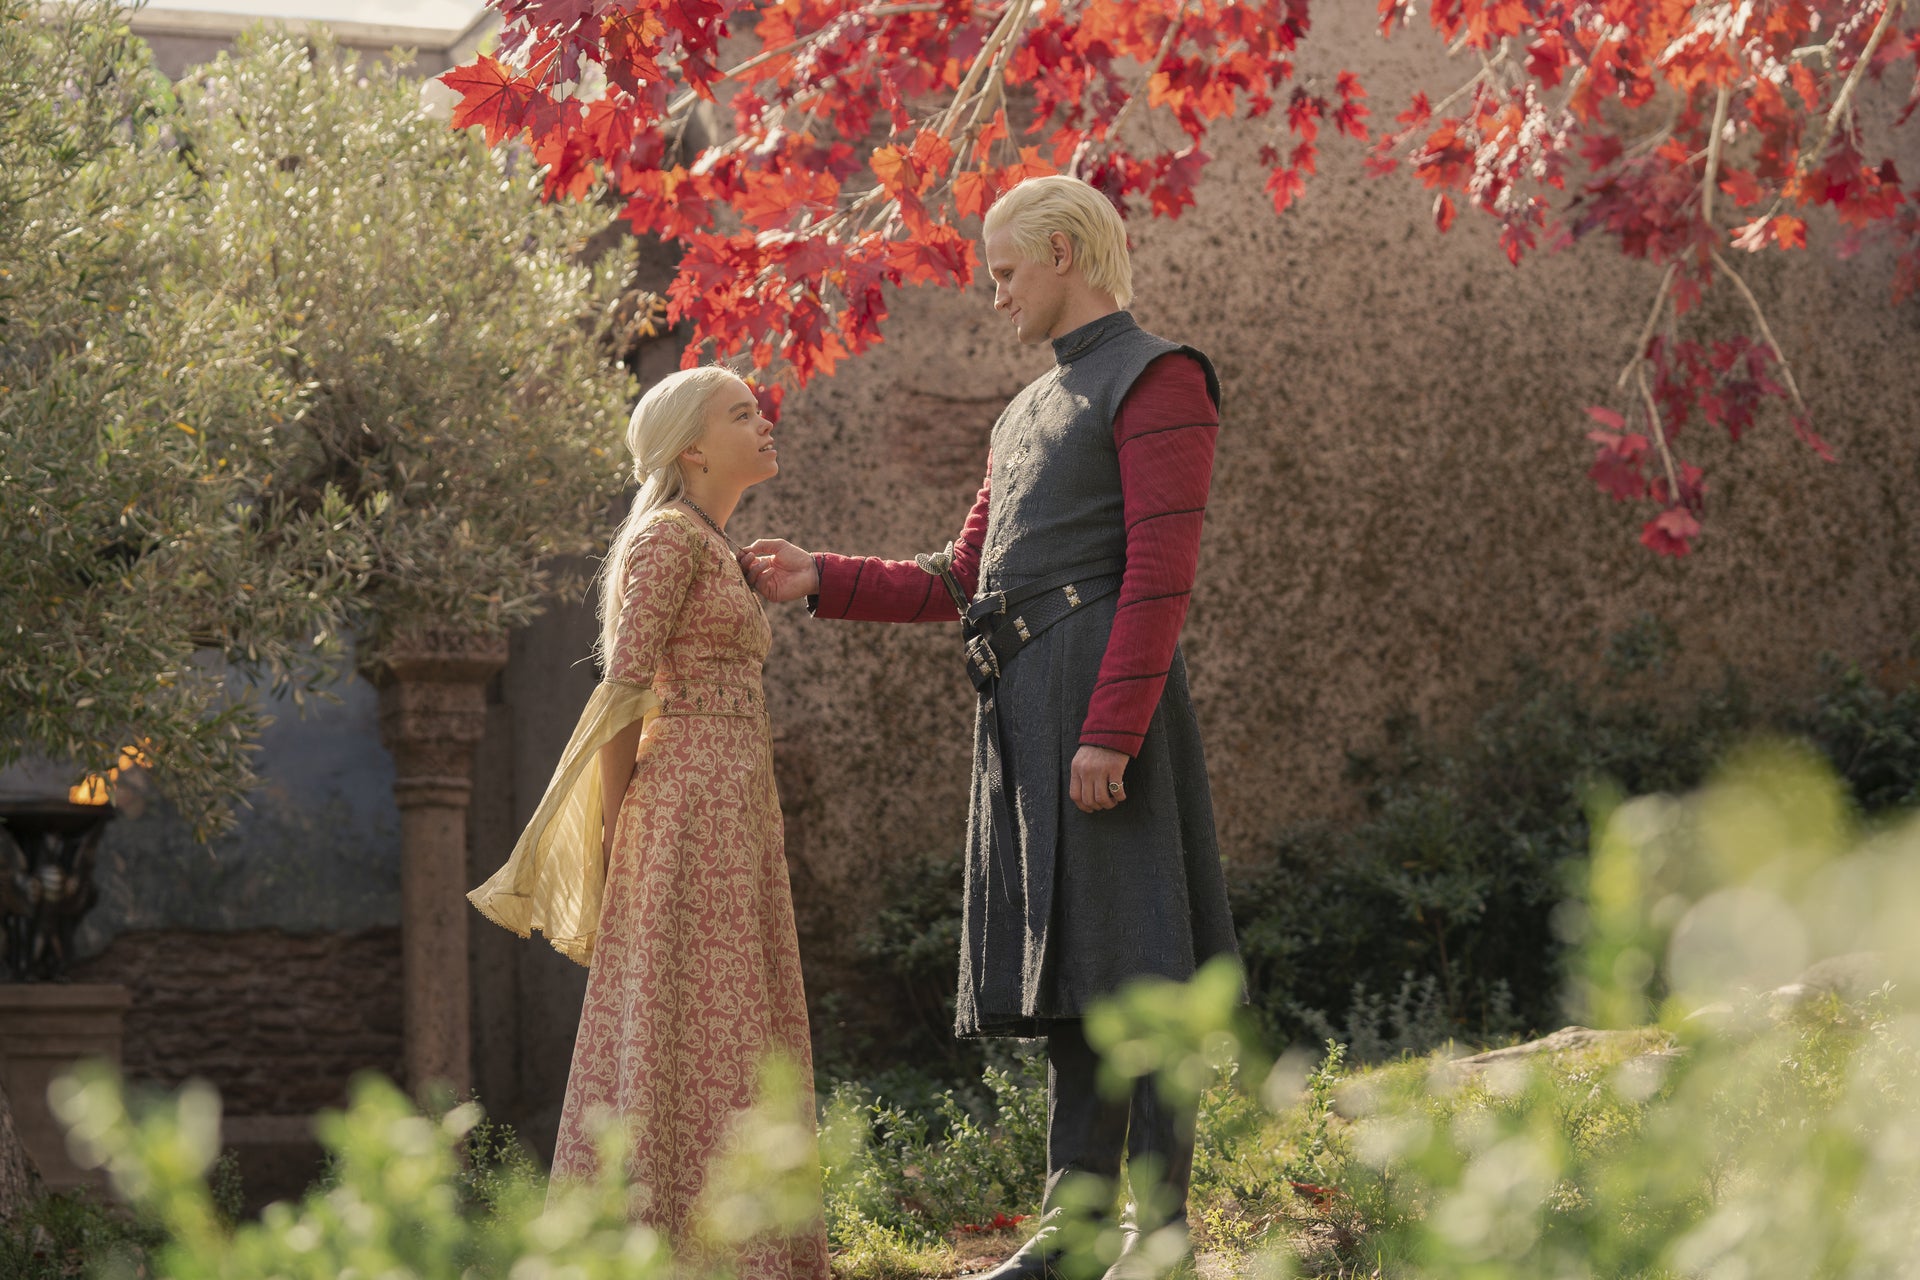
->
xmin=954 ymin=311 xmax=1240 ymax=1039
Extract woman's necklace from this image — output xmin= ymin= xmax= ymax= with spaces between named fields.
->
xmin=680 ymin=495 xmax=750 ymax=581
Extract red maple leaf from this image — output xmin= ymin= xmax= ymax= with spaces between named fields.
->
xmin=443 ymin=53 xmax=535 ymax=145
xmin=1265 ymin=164 xmax=1305 ymax=214
xmin=953 ymin=168 xmax=996 ymax=221
xmin=1148 ymin=145 xmax=1209 ymax=218
xmin=998 ymin=146 xmax=1058 ymax=186
xmin=600 ymin=9 xmax=667 ymax=93
xmin=748 ymin=378 xmax=785 ymax=423
xmin=870 ymin=145 xmax=918 ymax=198
xmin=908 ymin=129 xmax=955 ymax=185
xmin=886 ymin=223 xmax=976 ymax=287
xmin=1586 ymin=427 xmax=1650 ymax=502
xmin=1525 ymin=32 xmax=1568 ymax=87
xmin=1640 ymin=506 xmax=1702 ymax=557
xmin=1717 ymin=167 xmax=1763 ymax=207
xmin=739 ymin=168 xmax=839 ymax=229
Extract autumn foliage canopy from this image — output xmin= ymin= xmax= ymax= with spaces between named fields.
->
xmin=438 ymin=0 xmax=1920 ymax=555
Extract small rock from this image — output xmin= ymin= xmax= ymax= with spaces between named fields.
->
xmin=1771 ymin=952 xmax=1891 ymax=1006
xmin=1444 ymin=1026 xmax=1644 ymax=1074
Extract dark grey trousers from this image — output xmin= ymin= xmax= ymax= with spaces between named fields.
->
xmin=1044 ymin=1020 xmax=1196 ymax=1224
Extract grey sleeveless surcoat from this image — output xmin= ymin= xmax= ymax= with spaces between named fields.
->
xmin=956 ymin=311 xmax=1239 ymax=1039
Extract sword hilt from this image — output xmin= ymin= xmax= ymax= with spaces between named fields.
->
xmin=915 ymin=540 xmax=970 ymax=614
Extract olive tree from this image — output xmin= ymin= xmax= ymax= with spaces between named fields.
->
xmin=1 ymin=5 xmax=635 ymax=837
xmin=167 ymin=26 xmax=635 ymax=649
xmin=1 ymin=0 xmax=368 ymax=836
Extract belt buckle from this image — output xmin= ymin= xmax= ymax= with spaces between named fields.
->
xmin=966 ymin=590 xmax=1008 ymax=625
xmin=966 ymin=632 xmax=1001 ymax=680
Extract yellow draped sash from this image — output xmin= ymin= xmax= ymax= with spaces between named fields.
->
xmin=467 ymin=678 xmax=660 ymax=967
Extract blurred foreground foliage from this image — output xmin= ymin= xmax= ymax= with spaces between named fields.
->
xmin=19 ymin=750 xmax=1920 ymax=1278
xmin=0 ymin=0 xmax=631 ymax=835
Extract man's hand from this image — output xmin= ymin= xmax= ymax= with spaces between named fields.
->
xmin=1069 ymin=744 xmax=1130 ymax=814
xmin=741 ymin=538 xmax=820 ymax=603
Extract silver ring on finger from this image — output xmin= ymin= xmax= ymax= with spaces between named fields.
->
xmin=1106 ymin=780 xmax=1122 ymax=798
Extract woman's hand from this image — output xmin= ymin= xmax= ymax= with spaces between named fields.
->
xmin=1069 ymin=744 xmax=1130 ymax=814
xmin=740 ymin=538 xmax=820 ymax=603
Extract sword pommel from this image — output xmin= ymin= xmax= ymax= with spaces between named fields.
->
xmin=915 ymin=541 xmax=970 ymax=614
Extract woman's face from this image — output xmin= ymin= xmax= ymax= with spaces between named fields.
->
xmin=690 ymin=377 xmax=778 ymax=488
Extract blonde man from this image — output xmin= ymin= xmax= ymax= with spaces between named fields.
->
xmin=747 ymin=174 xmax=1237 ymax=1275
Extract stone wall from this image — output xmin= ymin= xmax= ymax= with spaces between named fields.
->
xmin=71 ymin=928 xmax=402 ymax=1116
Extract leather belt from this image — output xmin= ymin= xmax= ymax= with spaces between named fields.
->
xmin=962 ymin=558 xmax=1124 ymax=692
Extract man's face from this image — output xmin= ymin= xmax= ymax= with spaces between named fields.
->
xmin=986 ymin=226 xmax=1066 ymax=345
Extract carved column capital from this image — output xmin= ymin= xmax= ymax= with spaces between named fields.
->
xmin=371 ymin=631 xmax=510 ymax=800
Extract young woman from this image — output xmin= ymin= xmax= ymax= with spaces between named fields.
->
xmin=468 ymin=367 xmax=827 ymax=1277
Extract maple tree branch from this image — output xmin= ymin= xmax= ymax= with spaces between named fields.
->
xmin=838 ymin=0 xmax=1032 ymax=236
xmin=1710 ymin=248 xmax=1811 ymax=416
xmin=1552 ymin=63 xmax=1588 ymax=118
xmin=1103 ymin=0 xmax=1191 ymax=145
xmin=1388 ymin=45 xmax=1509 ymax=155
xmin=665 ymin=0 xmax=964 ymax=120
xmin=938 ymin=0 xmax=1034 ymax=137
xmin=1615 ymin=262 xmax=1678 ymax=392
xmin=1625 ymin=97 xmax=1683 ymax=158
xmin=1812 ymin=0 xmax=1905 ymax=158
xmin=1636 ymin=364 xmax=1684 ymax=504
xmin=1432 ymin=49 xmax=1506 ymax=114
xmin=954 ymin=0 xmax=1031 ymax=154
xmin=1746 ymin=0 xmax=1906 ymax=230
xmin=1700 ymin=84 xmax=1730 ymax=225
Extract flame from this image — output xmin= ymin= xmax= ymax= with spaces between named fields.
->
xmin=69 ymin=775 xmax=112 ymax=805
xmin=67 ymin=742 xmax=154 ymax=806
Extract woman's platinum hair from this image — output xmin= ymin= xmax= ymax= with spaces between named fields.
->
xmin=982 ymin=174 xmax=1133 ymax=308
xmin=596 ymin=366 xmax=743 ymax=664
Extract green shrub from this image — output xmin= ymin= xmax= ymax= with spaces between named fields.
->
xmin=1235 ymin=629 xmax=1920 ymax=1061
xmin=0 ymin=1188 xmax=159 ymax=1280
xmin=822 ymin=1056 xmax=1047 ymax=1248
xmin=842 ymin=849 xmax=986 ymax=1090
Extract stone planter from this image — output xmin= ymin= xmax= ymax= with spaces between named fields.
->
xmin=0 ymin=983 xmax=130 ymax=1190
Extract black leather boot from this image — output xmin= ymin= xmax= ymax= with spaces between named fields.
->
xmin=975 ymin=1206 xmax=1069 ymax=1280
xmin=979 ymin=1022 xmax=1128 ymax=1280
xmin=1101 ymin=1080 xmax=1196 ymax=1280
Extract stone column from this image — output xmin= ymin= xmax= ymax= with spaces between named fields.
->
xmin=372 ymin=631 xmax=508 ymax=1100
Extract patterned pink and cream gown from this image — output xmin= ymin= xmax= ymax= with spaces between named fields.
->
xmin=552 ymin=509 xmax=826 ymax=1276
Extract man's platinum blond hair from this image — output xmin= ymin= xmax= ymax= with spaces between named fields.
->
xmin=982 ymin=175 xmax=1133 ymax=308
